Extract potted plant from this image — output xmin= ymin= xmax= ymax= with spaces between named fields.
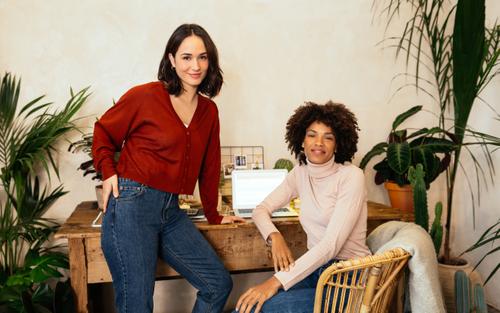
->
xmin=360 ymin=105 xmax=455 ymax=216
xmin=68 ymin=132 xmax=101 ymax=181
xmin=273 ymin=158 xmax=301 ymax=210
xmin=68 ymin=132 xmax=107 ymax=209
xmin=0 ymin=73 xmax=89 ymax=312
xmin=375 ymin=0 xmax=500 ymax=310
xmin=273 ymin=158 xmax=294 ymax=172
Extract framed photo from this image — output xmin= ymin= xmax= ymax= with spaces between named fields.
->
xmin=233 ymin=155 xmax=247 ymax=169
xmin=251 ymin=162 xmax=264 ymax=170
xmin=223 ymin=163 xmax=235 ymax=179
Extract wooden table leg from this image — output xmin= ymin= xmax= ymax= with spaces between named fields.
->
xmin=69 ymin=238 xmax=88 ymax=313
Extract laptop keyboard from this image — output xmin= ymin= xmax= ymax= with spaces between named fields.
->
xmin=238 ymin=207 xmax=290 ymax=214
xmin=238 ymin=208 xmax=254 ymax=214
xmin=275 ymin=208 xmax=290 ymax=213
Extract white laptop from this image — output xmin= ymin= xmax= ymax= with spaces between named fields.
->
xmin=231 ymin=169 xmax=298 ymax=218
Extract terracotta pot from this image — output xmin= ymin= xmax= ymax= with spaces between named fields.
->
xmin=384 ymin=181 xmax=414 ymax=222
xmin=438 ymin=259 xmax=483 ymax=313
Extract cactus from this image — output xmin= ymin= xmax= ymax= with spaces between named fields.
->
xmin=429 ymin=202 xmax=443 ymax=255
xmin=455 ymin=270 xmax=471 ymax=313
xmin=474 ymin=283 xmax=488 ymax=313
xmin=454 ymin=271 xmax=488 ymax=313
xmin=274 ymin=158 xmax=294 ymax=172
xmin=408 ymin=164 xmax=443 ymax=255
xmin=408 ymin=164 xmax=429 ymax=231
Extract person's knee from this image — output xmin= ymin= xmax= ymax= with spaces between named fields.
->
xmin=199 ymin=269 xmax=232 ymax=302
xmin=218 ymin=271 xmax=233 ymax=297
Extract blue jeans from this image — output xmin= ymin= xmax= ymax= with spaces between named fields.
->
xmin=101 ymin=178 xmax=232 ymax=313
xmin=233 ymin=259 xmax=348 ymax=313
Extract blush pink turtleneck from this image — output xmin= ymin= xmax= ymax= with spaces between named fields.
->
xmin=252 ymin=157 xmax=371 ymax=290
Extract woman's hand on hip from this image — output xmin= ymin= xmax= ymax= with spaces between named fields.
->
xmin=221 ymin=215 xmax=246 ymax=224
xmin=269 ymin=232 xmax=295 ymax=272
xmin=102 ymin=174 xmax=119 ymax=213
xmin=235 ymin=276 xmax=282 ymax=313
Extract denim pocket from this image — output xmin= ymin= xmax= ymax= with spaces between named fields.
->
xmin=117 ymin=178 xmax=147 ymax=201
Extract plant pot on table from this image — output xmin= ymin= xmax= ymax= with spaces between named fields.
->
xmin=384 ymin=181 xmax=414 ymax=222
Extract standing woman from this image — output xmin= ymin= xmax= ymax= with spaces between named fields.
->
xmin=92 ymin=24 xmax=244 ymax=313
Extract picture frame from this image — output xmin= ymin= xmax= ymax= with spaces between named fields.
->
xmin=223 ymin=163 xmax=235 ymax=179
xmin=233 ymin=154 xmax=247 ymax=169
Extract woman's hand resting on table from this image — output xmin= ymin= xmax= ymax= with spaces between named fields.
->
xmin=221 ymin=216 xmax=246 ymax=224
xmin=269 ymin=232 xmax=295 ymax=272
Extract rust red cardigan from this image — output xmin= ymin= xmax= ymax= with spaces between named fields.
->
xmin=92 ymin=81 xmax=222 ymax=224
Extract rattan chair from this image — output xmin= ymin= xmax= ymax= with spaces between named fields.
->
xmin=313 ymin=248 xmax=411 ymax=313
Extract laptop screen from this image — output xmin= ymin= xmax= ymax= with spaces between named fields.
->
xmin=231 ymin=169 xmax=288 ymax=209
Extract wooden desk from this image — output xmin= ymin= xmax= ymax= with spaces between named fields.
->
xmin=56 ymin=201 xmax=403 ymax=313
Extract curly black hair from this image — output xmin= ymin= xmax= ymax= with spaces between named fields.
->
xmin=285 ymin=101 xmax=359 ymax=165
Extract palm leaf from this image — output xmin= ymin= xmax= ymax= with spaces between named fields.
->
xmin=452 ymin=0 xmax=485 ymax=143
xmin=0 ymin=73 xmax=21 ymax=128
xmin=18 ymin=97 xmax=48 ymax=117
xmin=461 ymin=220 xmax=499 ymax=284
xmin=461 ymin=220 xmax=500 ymax=254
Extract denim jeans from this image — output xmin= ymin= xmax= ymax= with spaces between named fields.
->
xmin=101 ymin=178 xmax=232 ymax=313
xmin=233 ymin=259 xmax=348 ymax=313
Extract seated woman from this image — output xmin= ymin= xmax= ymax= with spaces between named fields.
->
xmin=235 ymin=101 xmax=371 ymax=313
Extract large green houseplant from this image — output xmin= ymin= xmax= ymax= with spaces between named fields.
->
xmin=0 ymin=72 xmax=89 ymax=312
xmin=377 ymin=0 xmax=500 ymax=266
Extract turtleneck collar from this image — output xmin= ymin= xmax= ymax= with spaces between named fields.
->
xmin=305 ymin=156 xmax=339 ymax=178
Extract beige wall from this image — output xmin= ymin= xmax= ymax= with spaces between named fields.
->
xmin=1 ymin=0 xmax=498 ymax=311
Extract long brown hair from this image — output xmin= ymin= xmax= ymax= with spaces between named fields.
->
xmin=158 ymin=24 xmax=223 ymax=98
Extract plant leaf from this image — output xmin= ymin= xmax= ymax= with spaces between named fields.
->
xmin=387 ymin=142 xmax=411 ymax=175
xmin=392 ymin=105 xmax=422 ymax=131
xmin=359 ymin=142 xmax=388 ymax=169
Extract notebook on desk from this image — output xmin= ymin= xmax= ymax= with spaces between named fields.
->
xmin=231 ymin=169 xmax=298 ymax=218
